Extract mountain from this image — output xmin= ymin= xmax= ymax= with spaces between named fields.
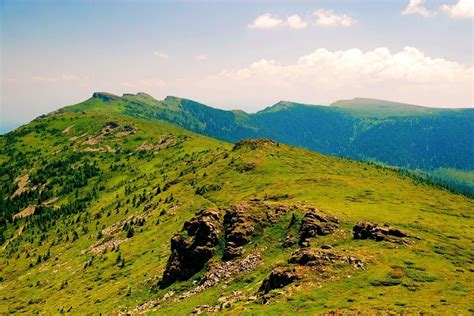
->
xmin=0 ymin=99 xmax=472 ymax=314
xmin=61 ymin=92 xmax=474 ymax=193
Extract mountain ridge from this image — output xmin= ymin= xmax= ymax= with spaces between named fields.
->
xmin=0 ymin=106 xmax=472 ymax=314
xmin=55 ymin=92 xmax=474 ymax=193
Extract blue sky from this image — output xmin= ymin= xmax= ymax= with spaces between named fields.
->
xmin=1 ymin=0 xmax=473 ymax=132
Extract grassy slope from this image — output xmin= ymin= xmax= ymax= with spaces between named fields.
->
xmin=0 ymin=103 xmax=472 ymax=314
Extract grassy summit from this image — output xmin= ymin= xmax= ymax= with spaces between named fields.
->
xmin=0 ymin=98 xmax=472 ymax=314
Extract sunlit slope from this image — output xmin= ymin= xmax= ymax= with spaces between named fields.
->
xmin=60 ymin=92 xmax=474 ymax=193
xmin=0 ymin=108 xmax=472 ymax=314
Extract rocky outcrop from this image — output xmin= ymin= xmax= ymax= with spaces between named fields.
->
xmin=92 ymin=92 xmax=120 ymax=102
xmin=259 ymin=268 xmax=299 ymax=294
xmin=232 ymin=139 xmax=278 ymax=151
xmin=288 ymin=249 xmax=363 ymax=269
xmin=160 ymin=209 xmax=222 ymax=288
xmin=223 ymin=201 xmax=292 ymax=260
xmin=223 ymin=204 xmax=257 ymax=260
xmin=299 ymin=209 xmax=339 ymax=247
xmin=353 ymin=222 xmax=409 ymax=243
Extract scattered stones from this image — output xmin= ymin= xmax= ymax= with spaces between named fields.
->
xmin=175 ymin=253 xmax=261 ymax=302
xmin=160 ymin=209 xmax=222 ymax=288
xmin=289 ymin=248 xmax=364 ymax=269
xmin=299 ymin=209 xmax=339 ymax=247
xmin=87 ymin=237 xmax=125 ymax=255
xmin=259 ymin=267 xmax=299 ymax=294
xmin=353 ymin=222 xmax=410 ymax=243
xmin=136 ymin=135 xmax=175 ymax=152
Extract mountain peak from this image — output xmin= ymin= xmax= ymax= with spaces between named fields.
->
xmin=92 ymin=92 xmax=120 ymax=102
xmin=330 ymin=97 xmax=441 ymax=118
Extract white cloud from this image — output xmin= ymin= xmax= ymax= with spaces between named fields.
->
xmin=402 ymin=0 xmax=436 ymax=17
xmin=248 ymin=13 xmax=283 ymax=29
xmin=195 ymin=54 xmax=208 ymax=61
xmin=154 ymin=51 xmax=169 ymax=59
xmin=313 ymin=9 xmax=356 ymax=27
xmin=441 ymin=0 xmax=474 ymax=18
xmin=286 ymin=14 xmax=308 ymax=29
xmin=201 ymin=47 xmax=473 ymax=108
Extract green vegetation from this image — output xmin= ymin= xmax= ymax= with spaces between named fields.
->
xmin=60 ymin=93 xmax=474 ymax=192
xmin=0 ymin=97 xmax=472 ymax=314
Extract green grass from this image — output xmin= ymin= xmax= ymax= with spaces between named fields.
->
xmin=0 ymin=108 xmax=472 ymax=314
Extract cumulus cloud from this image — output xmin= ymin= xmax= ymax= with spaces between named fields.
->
xmin=313 ymin=9 xmax=356 ymax=27
xmin=441 ymin=0 xmax=474 ymax=18
xmin=154 ymin=51 xmax=169 ymax=59
xmin=195 ymin=54 xmax=208 ymax=61
xmin=201 ymin=47 xmax=472 ymax=108
xmin=249 ymin=11 xmax=354 ymax=30
xmin=286 ymin=14 xmax=308 ymax=29
xmin=402 ymin=0 xmax=436 ymax=17
xmin=248 ymin=13 xmax=283 ymax=29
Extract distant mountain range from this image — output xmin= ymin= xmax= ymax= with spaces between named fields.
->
xmin=60 ymin=92 xmax=474 ymax=192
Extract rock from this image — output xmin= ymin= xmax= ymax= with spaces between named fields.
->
xmin=321 ymin=244 xmax=333 ymax=249
xmin=92 ymin=92 xmax=120 ymax=102
xmin=223 ymin=246 xmax=243 ymax=260
xmin=282 ymin=234 xmax=295 ymax=248
xmin=353 ymin=222 xmax=409 ymax=243
xmin=160 ymin=209 xmax=221 ymax=288
xmin=232 ymin=139 xmax=278 ymax=151
xmin=259 ymin=268 xmax=299 ymax=294
xmin=223 ymin=201 xmax=292 ymax=260
xmin=299 ymin=209 xmax=338 ymax=246
xmin=104 ymin=121 xmax=119 ymax=129
xmin=222 ymin=204 xmax=259 ymax=260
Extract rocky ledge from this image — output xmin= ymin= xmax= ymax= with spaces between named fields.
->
xmin=160 ymin=209 xmax=222 ymax=288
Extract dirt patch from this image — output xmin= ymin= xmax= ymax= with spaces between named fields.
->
xmin=13 ymin=205 xmax=37 ymax=220
xmin=62 ymin=125 xmax=74 ymax=134
xmin=12 ymin=174 xmax=30 ymax=198
xmin=83 ymin=145 xmax=115 ymax=153
xmin=69 ymin=133 xmax=88 ymax=142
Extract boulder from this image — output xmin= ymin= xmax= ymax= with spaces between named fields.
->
xmin=353 ymin=222 xmax=409 ymax=243
xmin=160 ymin=209 xmax=221 ymax=288
xmin=259 ymin=268 xmax=299 ymax=294
xmin=299 ymin=209 xmax=338 ymax=246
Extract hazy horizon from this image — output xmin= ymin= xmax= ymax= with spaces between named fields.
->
xmin=1 ymin=0 xmax=473 ymax=131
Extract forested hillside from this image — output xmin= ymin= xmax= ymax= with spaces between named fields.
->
xmin=60 ymin=92 xmax=473 ymax=193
